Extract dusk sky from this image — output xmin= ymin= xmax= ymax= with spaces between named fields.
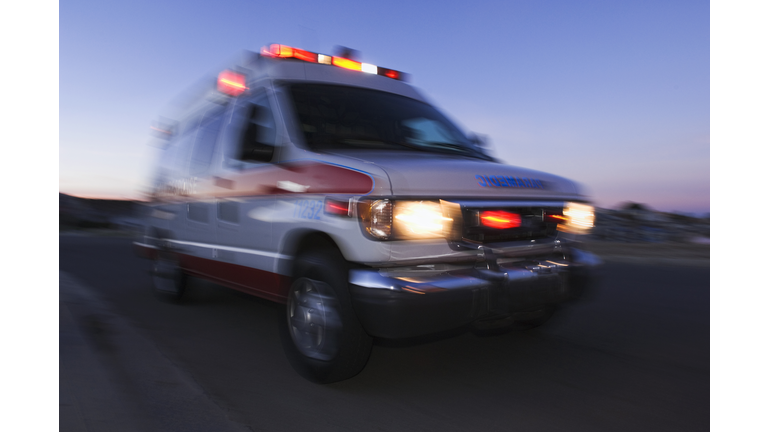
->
xmin=60 ymin=0 xmax=710 ymax=214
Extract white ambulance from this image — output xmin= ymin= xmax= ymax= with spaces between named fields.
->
xmin=135 ymin=44 xmax=601 ymax=383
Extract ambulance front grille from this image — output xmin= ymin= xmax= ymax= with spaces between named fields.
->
xmin=459 ymin=204 xmax=562 ymax=244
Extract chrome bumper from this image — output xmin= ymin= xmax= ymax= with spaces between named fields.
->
xmin=349 ymin=248 xmax=601 ymax=339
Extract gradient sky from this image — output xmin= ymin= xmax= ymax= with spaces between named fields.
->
xmin=59 ymin=0 xmax=710 ymax=214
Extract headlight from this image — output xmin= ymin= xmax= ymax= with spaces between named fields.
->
xmin=393 ymin=201 xmax=453 ymax=239
xmin=358 ymin=199 xmax=393 ymax=239
xmin=358 ymin=199 xmax=458 ymax=240
xmin=558 ymin=202 xmax=595 ymax=235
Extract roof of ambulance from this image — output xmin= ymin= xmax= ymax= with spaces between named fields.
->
xmin=154 ymin=51 xmax=429 ymax=130
xmin=245 ymin=55 xmax=428 ymax=102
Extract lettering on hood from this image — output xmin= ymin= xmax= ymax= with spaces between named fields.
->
xmin=475 ymin=175 xmax=546 ymax=189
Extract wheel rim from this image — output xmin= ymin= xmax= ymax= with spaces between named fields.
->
xmin=287 ymin=278 xmax=341 ymax=361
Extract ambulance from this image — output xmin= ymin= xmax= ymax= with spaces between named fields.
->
xmin=135 ymin=44 xmax=601 ymax=383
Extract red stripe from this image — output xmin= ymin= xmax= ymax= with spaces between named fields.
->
xmin=237 ymin=162 xmax=374 ymax=196
xmin=179 ymin=254 xmax=291 ymax=303
xmin=156 ymin=162 xmax=376 ymax=201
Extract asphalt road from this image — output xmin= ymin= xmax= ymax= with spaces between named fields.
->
xmin=60 ymin=235 xmax=709 ymax=432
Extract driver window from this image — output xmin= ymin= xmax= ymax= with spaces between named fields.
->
xmin=227 ymin=89 xmax=277 ymax=166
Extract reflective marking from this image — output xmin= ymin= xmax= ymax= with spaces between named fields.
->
xmin=133 ymin=242 xmax=158 ymax=249
xmin=167 ymin=240 xmax=291 ymax=260
xmin=277 ymin=180 xmax=309 ymax=193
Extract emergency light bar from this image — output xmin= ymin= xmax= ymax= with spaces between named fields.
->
xmin=260 ymin=44 xmax=406 ymax=81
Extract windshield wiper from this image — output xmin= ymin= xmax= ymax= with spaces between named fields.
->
xmin=420 ymin=141 xmax=492 ymax=160
xmin=328 ymin=137 xmax=492 ymax=160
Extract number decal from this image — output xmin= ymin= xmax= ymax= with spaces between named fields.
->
xmin=294 ymin=200 xmax=323 ymax=220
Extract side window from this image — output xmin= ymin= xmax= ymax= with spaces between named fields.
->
xmin=229 ymin=89 xmax=277 ymax=164
xmin=187 ymin=202 xmax=209 ymax=223
xmin=402 ymin=117 xmax=462 ymax=148
xmin=189 ymin=108 xmax=225 ymax=176
xmin=217 ymin=200 xmax=239 ymax=224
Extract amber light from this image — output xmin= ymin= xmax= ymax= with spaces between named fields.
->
xmin=259 ymin=43 xmax=406 ymax=80
xmin=480 ymin=211 xmax=521 ymax=229
xmin=332 ymin=56 xmax=362 ymax=71
xmin=217 ymin=70 xmax=247 ymax=96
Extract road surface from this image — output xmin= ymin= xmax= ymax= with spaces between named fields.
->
xmin=60 ymin=235 xmax=709 ymax=431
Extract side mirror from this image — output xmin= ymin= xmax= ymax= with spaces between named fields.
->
xmin=468 ymin=132 xmax=488 ymax=148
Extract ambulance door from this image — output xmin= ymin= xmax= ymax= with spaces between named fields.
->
xmin=183 ymin=106 xmax=226 ymax=247
xmin=153 ymin=115 xmax=198 ymax=242
xmin=213 ymin=87 xmax=278 ymax=290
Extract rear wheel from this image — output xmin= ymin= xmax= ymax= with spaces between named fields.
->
xmin=151 ymin=243 xmax=187 ymax=303
xmin=279 ymin=248 xmax=373 ymax=383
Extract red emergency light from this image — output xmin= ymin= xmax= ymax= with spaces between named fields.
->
xmin=480 ymin=210 xmax=522 ymax=230
xmin=260 ymin=43 xmax=407 ymax=81
xmin=217 ymin=70 xmax=248 ymax=97
xmin=261 ymin=44 xmax=318 ymax=63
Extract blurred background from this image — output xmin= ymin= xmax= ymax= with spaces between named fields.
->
xmin=59 ymin=0 xmax=709 ymax=249
xmin=59 ymin=0 xmax=709 ymax=212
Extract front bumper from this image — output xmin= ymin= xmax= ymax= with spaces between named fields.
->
xmin=349 ymin=248 xmax=601 ymax=339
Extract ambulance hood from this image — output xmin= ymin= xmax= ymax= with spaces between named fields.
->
xmin=325 ymin=150 xmax=584 ymax=199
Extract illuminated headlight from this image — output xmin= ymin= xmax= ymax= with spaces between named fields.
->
xmin=358 ymin=200 xmax=458 ymax=240
xmin=393 ymin=201 xmax=453 ymax=239
xmin=558 ymin=202 xmax=595 ymax=234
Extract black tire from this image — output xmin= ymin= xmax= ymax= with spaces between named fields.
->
xmin=472 ymin=306 xmax=557 ymax=336
xmin=151 ymin=243 xmax=187 ymax=303
xmin=510 ymin=305 xmax=556 ymax=330
xmin=279 ymin=248 xmax=373 ymax=383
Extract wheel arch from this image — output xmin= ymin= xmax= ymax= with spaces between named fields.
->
xmin=278 ymin=229 xmax=348 ymax=278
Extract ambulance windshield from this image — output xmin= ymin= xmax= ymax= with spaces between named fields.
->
xmin=287 ymin=84 xmax=491 ymax=160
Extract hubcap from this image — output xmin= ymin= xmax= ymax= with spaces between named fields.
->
xmin=287 ymin=278 xmax=341 ymax=361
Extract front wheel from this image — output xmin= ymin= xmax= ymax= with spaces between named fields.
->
xmin=279 ymin=249 xmax=373 ymax=383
